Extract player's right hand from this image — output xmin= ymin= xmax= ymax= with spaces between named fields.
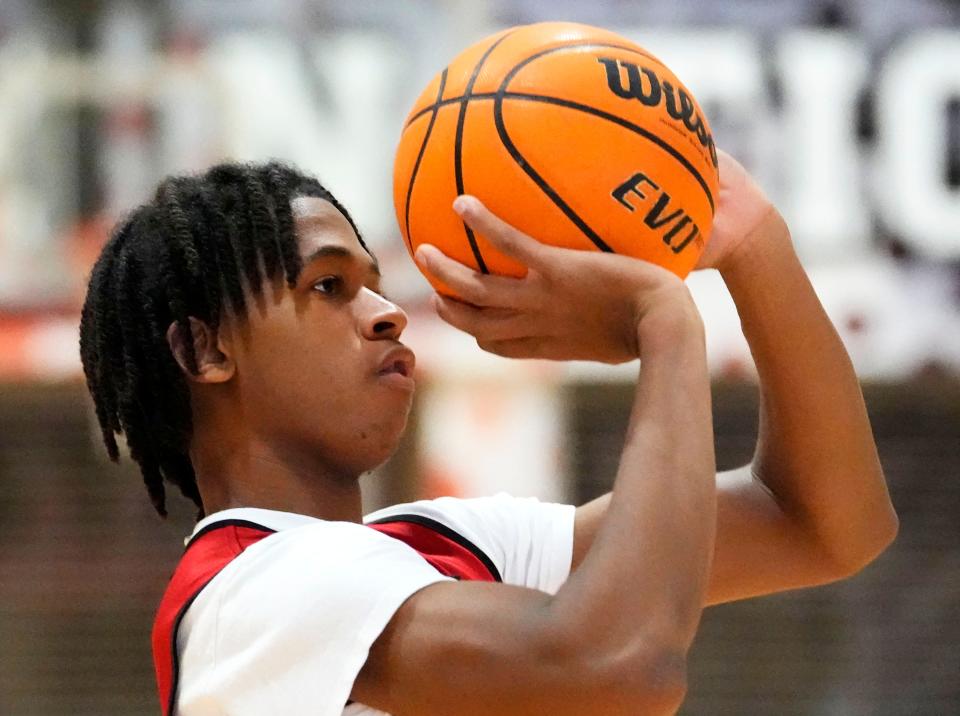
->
xmin=416 ymin=195 xmax=703 ymax=363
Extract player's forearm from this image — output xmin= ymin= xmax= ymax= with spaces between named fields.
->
xmin=721 ymin=212 xmax=898 ymax=571
xmin=551 ymin=296 xmax=716 ymax=658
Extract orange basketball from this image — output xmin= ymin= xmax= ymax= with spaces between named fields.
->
xmin=393 ymin=22 xmax=720 ymax=294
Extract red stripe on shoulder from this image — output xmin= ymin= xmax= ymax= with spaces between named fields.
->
xmin=152 ymin=522 xmax=274 ymax=716
xmin=368 ymin=515 xmax=501 ymax=582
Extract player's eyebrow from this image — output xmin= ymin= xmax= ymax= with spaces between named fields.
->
xmin=302 ymin=245 xmax=381 ymax=277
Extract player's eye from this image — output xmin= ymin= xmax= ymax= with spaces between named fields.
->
xmin=312 ymin=276 xmax=343 ymax=296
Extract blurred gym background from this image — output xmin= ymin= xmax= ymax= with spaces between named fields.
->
xmin=1 ymin=1 xmax=958 ymax=714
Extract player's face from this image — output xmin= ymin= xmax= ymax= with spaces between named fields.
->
xmin=224 ymin=196 xmax=415 ymax=477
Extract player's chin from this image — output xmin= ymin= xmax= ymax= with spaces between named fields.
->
xmin=372 ymin=395 xmax=414 ymax=438
xmin=363 ymin=375 xmax=416 ymax=443
xmin=359 ymin=415 xmax=410 ymax=469
xmin=372 ymin=372 xmax=417 ymax=421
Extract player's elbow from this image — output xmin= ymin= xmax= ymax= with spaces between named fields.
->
xmin=542 ymin=629 xmax=689 ymax=715
xmin=616 ymin=651 xmax=688 ymax=716
xmin=592 ymin=646 xmax=689 ymax=715
xmin=838 ymin=505 xmax=899 ymax=576
xmin=817 ymin=501 xmax=899 ymax=581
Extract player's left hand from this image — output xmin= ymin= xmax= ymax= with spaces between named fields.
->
xmin=693 ymin=149 xmax=784 ymax=273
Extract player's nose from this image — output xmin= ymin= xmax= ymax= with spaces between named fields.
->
xmin=359 ymin=288 xmax=408 ymax=341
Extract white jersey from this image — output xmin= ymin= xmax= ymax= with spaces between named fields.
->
xmin=173 ymin=494 xmax=575 ymax=715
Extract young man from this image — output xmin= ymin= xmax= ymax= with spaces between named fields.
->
xmin=79 ymin=154 xmax=897 ymax=716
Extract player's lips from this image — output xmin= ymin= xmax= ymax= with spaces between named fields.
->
xmin=377 ymin=346 xmax=416 ymax=389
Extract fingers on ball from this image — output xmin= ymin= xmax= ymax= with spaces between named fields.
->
xmin=418 ymin=244 xmax=523 ymax=307
xmin=433 ymin=296 xmax=531 ymax=342
xmin=476 ymin=336 xmax=550 ymax=359
xmin=454 ymin=196 xmax=546 ymax=267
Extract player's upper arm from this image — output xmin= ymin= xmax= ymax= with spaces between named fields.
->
xmin=355 ymin=496 xmax=687 ymax=714
xmin=352 ymin=579 xmax=686 ymax=716
xmin=573 ymin=465 xmax=847 ymax=606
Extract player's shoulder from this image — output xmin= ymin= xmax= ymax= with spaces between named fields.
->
xmin=239 ymin=518 xmax=412 ymax=570
xmin=191 ymin=517 xmax=443 ymax=620
xmin=365 ymin=492 xmax=572 ymax=547
xmin=182 ymin=517 xmax=416 ymax=600
xmin=365 ymin=491 xmax=543 ymax=527
xmin=365 ymin=493 xmax=575 ymax=588
xmin=177 ymin=514 xmax=451 ymax=715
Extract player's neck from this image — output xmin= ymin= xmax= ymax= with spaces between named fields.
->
xmin=191 ymin=429 xmax=365 ymax=523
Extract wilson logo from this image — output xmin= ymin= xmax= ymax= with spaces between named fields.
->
xmin=597 ymin=57 xmax=718 ymax=168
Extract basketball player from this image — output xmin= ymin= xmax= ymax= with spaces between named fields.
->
xmin=79 ymin=152 xmax=897 ymax=716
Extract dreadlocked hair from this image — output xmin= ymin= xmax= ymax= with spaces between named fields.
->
xmin=79 ymin=160 xmax=367 ymax=518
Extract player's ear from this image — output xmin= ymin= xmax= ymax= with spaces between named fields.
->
xmin=167 ymin=317 xmax=235 ymax=383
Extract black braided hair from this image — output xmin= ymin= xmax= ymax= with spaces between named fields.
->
xmin=78 ymin=160 xmax=368 ymax=517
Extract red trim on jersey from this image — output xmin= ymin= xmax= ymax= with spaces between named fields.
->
xmin=152 ymin=516 xmax=498 ymax=715
xmin=152 ymin=521 xmax=276 ymax=716
xmin=368 ymin=518 xmax=500 ymax=582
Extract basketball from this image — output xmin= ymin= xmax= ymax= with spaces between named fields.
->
xmin=393 ymin=21 xmax=720 ymax=294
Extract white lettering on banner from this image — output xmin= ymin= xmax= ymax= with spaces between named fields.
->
xmin=314 ymin=34 xmax=407 ymax=239
xmin=204 ymin=35 xmax=345 ymax=186
xmin=876 ymin=31 xmax=960 ymax=260
xmin=203 ymin=33 xmax=406 ymax=239
xmin=777 ymin=32 xmax=870 ymax=261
